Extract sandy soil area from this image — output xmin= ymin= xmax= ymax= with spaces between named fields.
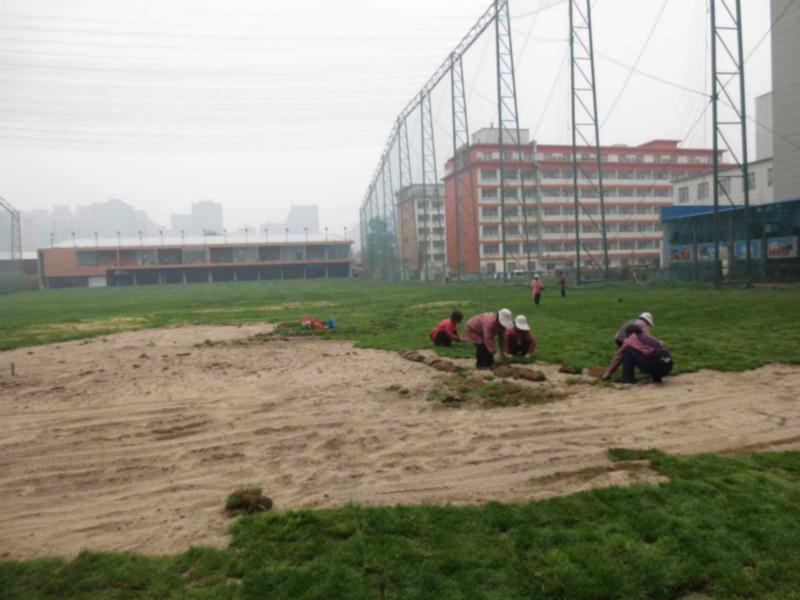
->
xmin=1 ymin=325 xmax=799 ymax=559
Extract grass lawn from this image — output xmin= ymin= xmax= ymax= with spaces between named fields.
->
xmin=2 ymin=450 xmax=799 ymax=599
xmin=2 ymin=281 xmax=800 ymax=597
xmin=1 ymin=279 xmax=799 ymax=372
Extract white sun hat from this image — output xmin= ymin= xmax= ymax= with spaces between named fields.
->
xmin=639 ymin=312 xmax=654 ymax=326
xmin=498 ymin=308 xmax=514 ymax=328
xmin=515 ymin=315 xmax=531 ymax=331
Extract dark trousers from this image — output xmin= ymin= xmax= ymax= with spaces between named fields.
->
xmin=621 ymin=347 xmax=673 ymax=383
xmin=560 ymin=286 xmax=566 ymax=298
xmin=534 ymin=293 xmax=541 ymax=305
xmin=506 ymin=336 xmax=531 ymax=357
xmin=475 ymin=344 xmax=494 ymax=369
xmin=433 ymin=330 xmax=452 ymax=347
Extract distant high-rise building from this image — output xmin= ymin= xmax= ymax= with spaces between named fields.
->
xmin=192 ymin=201 xmax=223 ymax=235
xmin=19 ymin=199 xmax=162 ymax=251
xmin=755 ymin=92 xmax=773 ymax=161
xmin=169 ymin=200 xmax=223 ymax=236
xmin=287 ymin=205 xmax=319 ymax=234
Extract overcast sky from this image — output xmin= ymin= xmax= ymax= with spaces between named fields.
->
xmin=0 ymin=0 xmax=773 ymax=233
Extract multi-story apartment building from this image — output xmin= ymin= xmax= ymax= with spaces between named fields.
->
xmin=395 ymin=183 xmax=446 ymax=280
xmin=444 ymin=127 xmax=720 ymax=275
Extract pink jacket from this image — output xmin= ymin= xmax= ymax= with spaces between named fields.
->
xmin=463 ymin=312 xmax=502 ymax=353
xmin=531 ymin=278 xmax=544 ymax=294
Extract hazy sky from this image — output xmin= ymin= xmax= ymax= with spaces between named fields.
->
xmin=0 ymin=0 xmax=773 ymax=232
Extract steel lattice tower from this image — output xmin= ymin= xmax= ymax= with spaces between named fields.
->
xmin=380 ymin=156 xmax=395 ymax=280
xmin=495 ymin=0 xmax=532 ymax=278
xmin=569 ymin=0 xmax=610 ymax=284
xmin=710 ymin=0 xmax=751 ymax=281
xmin=0 ymin=197 xmax=22 ymax=262
xmin=450 ymin=53 xmax=471 ymax=278
xmin=420 ymin=91 xmax=443 ymax=281
xmin=396 ymin=117 xmax=413 ymax=281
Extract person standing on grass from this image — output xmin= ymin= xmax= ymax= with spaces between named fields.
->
xmin=530 ymin=274 xmax=544 ymax=306
xmin=559 ymin=271 xmax=567 ymax=298
xmin=463 ymin=308 xmax=513 ymax=369
xmin=429 ymin=310 xmax=464 ymax=347
xmin=601 ymin=325 xmax=672 ymax=384
xmin=502 ymin=315 xmax=536 ymax=357
xmin=614 ymin=312 xmax=653 ymax=347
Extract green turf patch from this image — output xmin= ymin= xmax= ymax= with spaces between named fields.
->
xmin=2 ymin=450 xmax=800 ymax=599
xmin=1 ymin=280 xmax=800 ymax=373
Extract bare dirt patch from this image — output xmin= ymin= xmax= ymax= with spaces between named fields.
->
xmin=1 ymin=326 xmax=799 ymax=559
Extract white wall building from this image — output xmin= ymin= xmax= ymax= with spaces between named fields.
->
xmin=771 ymin=0 xmax=800 ymax=201
xmin=671 ymin=158 xmax=774 ymax=207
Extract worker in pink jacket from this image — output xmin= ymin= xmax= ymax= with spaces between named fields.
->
xmin=463 ymin=308 xmax=514 ymax=369
xmin=601 ymin=329 xmax=672 ymax=384
xmin=530 ymin=274 xmax=544 ymax=305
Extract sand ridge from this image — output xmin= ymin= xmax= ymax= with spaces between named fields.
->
xmin=1 ymin=325 xmax=799 ymax=559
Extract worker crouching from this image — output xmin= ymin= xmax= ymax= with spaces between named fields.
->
xmin=602 ymin=324 xmax=673 ymax=384
xmin=463 ymin=308 xmax=513 ymax=369
xmin=502 ymin=315 xmax=536 ymax=357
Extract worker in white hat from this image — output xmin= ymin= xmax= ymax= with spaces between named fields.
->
xmin=614 ymin=312 xmax=653 ymax=347
xmin=502 ymin=314 xmax=537 ymax=357
xmin=463 ymin=307 xmax=513 ymax=369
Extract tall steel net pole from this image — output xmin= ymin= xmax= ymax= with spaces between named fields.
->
xmin=569 ymin=0 xmax=610 ymax=283
xmin=450 ymin=53 xmax=471 ymax=278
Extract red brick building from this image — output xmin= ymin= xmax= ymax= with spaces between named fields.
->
xmin=444 ymin=127 xmax=721 ymax=275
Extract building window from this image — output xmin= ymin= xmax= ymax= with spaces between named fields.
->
xmin=544 ymin=225 xmax=561 ymax=234
xmin=719 ymin=176 xmax=731 ymax=194
xmin=697 ymin=181 xmax=709 ymax=200
xmin=619 ymin=205 xmax=635 ymax=215
xmin=505 ymin=206 xmax=519 ymax=217
xmin=619 ymin=223 xmax=635 ymax=233
xmin=481 ymin=188 xmax=497 ymax=199
xmin=678 ymin=186 xmax=689 ymax=203
xmin=637 ymin=240 xmax=655 ymax=250
xmin=482 ymin=225 xmax=499 ymax=237
xmin=506 ymin=224 xmax=520 ymax=235
xmin=483 ymin=244 xmax=500 ymax=256
xmin=481 ymin=169 xmax=498 ymax=180
xmin=481 ymin=206 xmax=499 ymax=219
xmin=637 ymin=223 xmax=652 ymax=232
xmin=544 ymin=207 xmax=561 ymax=216
xmin=501 ymin=187 xmax=518 ymax=199
xmin=619 ymin=240 xmax=635 ymax=250
xmin=502 ymin=168 xmax=518 ymax=179
xmin=747 ymin=171 xmax=756 ymax=190
xmin=636 ymin=205 xmax=651 ymax=214
xmin=505 ymin=243 xmax=520 ymax=254
xmin=768 ymin=168 xmax=773 ymax=187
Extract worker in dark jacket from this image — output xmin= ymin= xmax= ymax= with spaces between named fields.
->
xmin=502 ymin=315 xmax=536 ymax=356
xmin=601 ymin=326 xmax=672 ymax=384
xmin=429 ymin=311 xmax=464 ymax=347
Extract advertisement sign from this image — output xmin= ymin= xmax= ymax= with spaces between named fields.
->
xmin=697 ymin=243 xmax=728 ymax=261
xmin=669 ymin=245 xmax=692 ymax=262
xmin=734 ymin=239 xmax=761 ymax=260
xmin=767 ymin=236 xmax=798 ymax=259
